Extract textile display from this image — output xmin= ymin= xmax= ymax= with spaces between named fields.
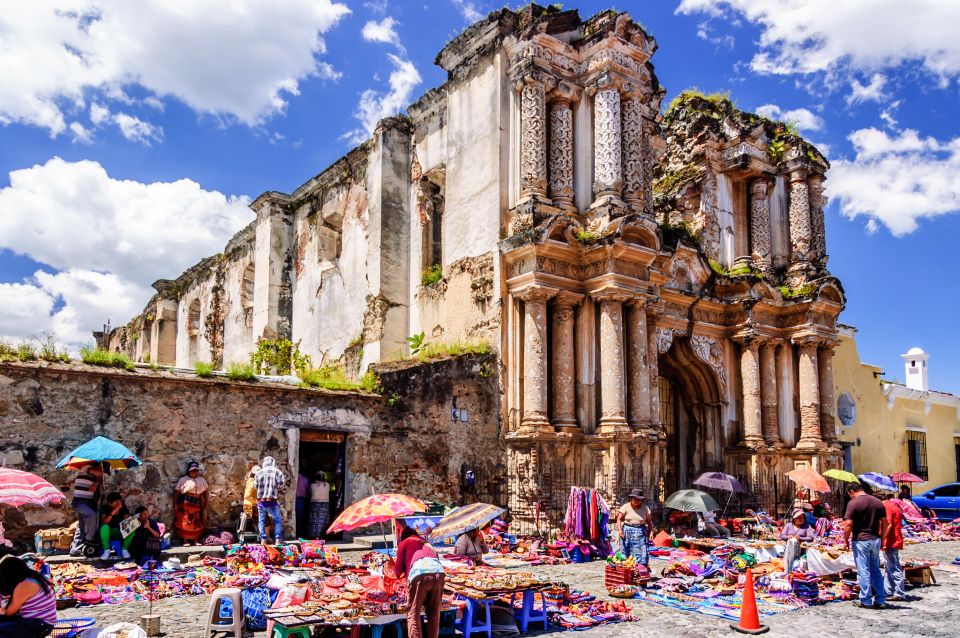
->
xmin=563 ymin=487 xmax=610 ymax=545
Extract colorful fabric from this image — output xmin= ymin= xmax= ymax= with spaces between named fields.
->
xmin=327 ymin=494 xmax=426 ymax=533
xmin=622 ymin=525 xmax=649 ymax=566
xmin=174 ymin=493 xmax=205 ymax=541
xmin=309 ymin=501 xmax=330 ymax=538
xmin=408 ymin=557 xmax=444 ymax=583
xmin=0 ymin=468 xmax=66 ymax=507
xmin=17 ymin=579 xmax=57 ymax=624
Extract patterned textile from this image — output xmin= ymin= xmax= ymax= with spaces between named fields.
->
xmin=309 ymin=502 xmax=330 ymax=538
xmin=254 ymin=464 xmax=285 ymax=501
xmin=622 ymin=524 xmax=649 ymax=565
xmin=0 ymin=468 xmax=65 ymax=507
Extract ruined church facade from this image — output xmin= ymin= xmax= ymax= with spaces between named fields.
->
xmin=107 ymin=6 xmax=844 ymax=521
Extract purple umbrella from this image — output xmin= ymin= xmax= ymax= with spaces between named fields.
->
xmin=859 ymin=472 xmax=897 ymax=493
xmin=693 ymin=472 xmax=746 ymax=493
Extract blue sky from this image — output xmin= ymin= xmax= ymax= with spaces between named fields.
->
xmin=0 ymin=1 xmax=957 ymax=392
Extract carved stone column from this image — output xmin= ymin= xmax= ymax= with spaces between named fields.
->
xmin=750 ymin=178 xmax=772 ymax=272
xmin=647 ymin=314 xmax=660 ymax=428
xmin=516 ymin=73 xmax=554 ymax=201
xmin=548 ymin=85 xmax=577 ymax=212
xmin=597 ymin=292 xmax=630 ymax=432
xmin=808 ymin=173 xmax=827 ymax=268
xmin=760 ymin=342 xmax=781 ymax=445
xmin=551 ymin=292 xmax=582 ymax=429
xmin=796 ymin=338 xmax=822 ymax=449
xmin=818 ymin=346 xmax=837 ymax=443
xmin=739 ymin=340 xmax=764 ymax=447
xmin=590 ymin=76 xmax=623 ymax=204
xmin=517 ymin=287 xmax=557 ymax=431
xmin=621 ymin=89 xmax=645 ymax=208
xmin=626 ymin=300 xmax=650 ymax=429
xmin=788 ymin=169 xmax=811 ymax=267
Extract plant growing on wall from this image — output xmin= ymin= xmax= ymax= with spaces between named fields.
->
xmin=420 ymin=264 xmax=443 ymax=287
xmin=406 ymin=332 xmax=426 ymax=356
xmin=80 ymin=347 xmax=135 ymax=371
xmin=194 ymin=361 xmax=214 ymax=377
xmin=250 ymin=338 xmax=311 ymax=376
xmin=226 ymin=361 xmax=256 ymax=382
xmin=574 ymin=229 xmax=599 ymax=244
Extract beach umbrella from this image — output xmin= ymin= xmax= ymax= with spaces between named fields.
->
xmin=692 ymin=472 xmax=746 ymax=493
xmin=56 ymin=436 xmax=142 ymax=470
xmin=785 ymin=467 xmax=830 ymax=494
xmin=823 ymin=469 xmax=859 ymax=483
xmin=0 ymin=468 xmax=66 ymax=507
xmin=428 ymin=502 xmax=505 ymax=542
xmin=890 ymin=472 xmax=924 ymax=484
xmin=664 ymin=489 xmax=720 ymax=513
xmin=327 ymin=493 xmax=427 ymax=533
xmin=859 ymin=472 xmax=897 ymax=493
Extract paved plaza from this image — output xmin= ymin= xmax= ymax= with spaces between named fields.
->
xmin=61 ymin=541 xmax=960 ymax=638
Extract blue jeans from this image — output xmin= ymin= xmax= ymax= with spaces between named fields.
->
xmin=258 ymin=500 xmax=283 ymax=542
xmin=853 ymin=537 xmax=886 ymax=606
xmin=884 ymin=548 xmax=906 ymax=597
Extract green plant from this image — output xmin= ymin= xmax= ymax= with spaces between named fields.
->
xmin=479 ymin=363 xmax=492 ymax=378
xmin=0 ymin=340 xmax=15 ymax=362
xmin=386 ymin=392 xmax=400 ymax=407
xmin=194 ymin=361 xmax=214 ymax=377
xmin=16 ymin=341 xmax=37 ymax=362
xmin=360 ymin=371 xmax=382 ymax=393
xmin=778 ymin=284 xmax=816 ymax=299
xmin=420 ymin=264 xmax=443 ymax=287
xmin=407 ymin=332 xmax=426 ymax=356
xmin=659 ymin=221 xmax=700 ymax=247
xmin=80 ymin=347 xmax=135 ymax=371
xmin=348 ymin=334 xmax=364 ymax=349
xmin=298 ymin=365 xmax=380 ymax=393
xmin=226 ymin=361 xmax=256 ymax=382
xmin=574 ymin=229 xmax=599 ymax=244
xmin=38 ymin=336 xmax=70 ymax=363
xmin=768 ymin=138 xmax=786 ymax=164
xmin=250 ymin=338 xmax=311 ymax=375
xmin=708 ymin=259 xmax=726 ymax=276
xmin=416 ymin=339 xmax=491 ymax=362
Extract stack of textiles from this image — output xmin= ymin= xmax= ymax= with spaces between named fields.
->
xmin=788 ymin=571 xmax=820 ymax=603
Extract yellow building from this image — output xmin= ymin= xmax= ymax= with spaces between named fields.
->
xmin=832 ymin=325 xmax=960 ymax=490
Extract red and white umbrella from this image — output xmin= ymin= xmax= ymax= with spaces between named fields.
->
xmin=0 ymin=468 xmax=66 ymax=507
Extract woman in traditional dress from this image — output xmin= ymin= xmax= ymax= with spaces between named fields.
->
xmin=173 ymin=461 xmax=208 ymax=546
xmin=308 ymin=472 xmax=331 ymax=539
xmin=616 ymin=488 xmax=654 ymax=565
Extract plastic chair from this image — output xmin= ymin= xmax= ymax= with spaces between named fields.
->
xmin=270 ymin=626 xmax=310 ymax=638
xmin=454 ymin=595 xmax=493 ymax=638
xmin=509 ymin=590 xmax=548 ymax=632
xmin=204 ymin=587 xmax=245 ymax=638
xmin=370 ymin=619 xmax=404 ymax=638
xmin=438 ymin=608 xmax=456 ymax=637
xmin=109 ymin=540 xmax=123 ymax=556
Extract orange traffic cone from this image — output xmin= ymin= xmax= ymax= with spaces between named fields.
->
xmin=730 ymin=568 xmax=770 ymax=634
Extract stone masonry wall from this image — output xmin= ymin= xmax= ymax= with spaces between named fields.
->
xmin=0 ymin=355 xmax=502 ymax=544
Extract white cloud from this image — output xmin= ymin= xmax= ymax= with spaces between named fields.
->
xmin=677 ymin=1 xmax=960 ymax=83
xmin=90 ymin=103 xmax=110 ymax=126
xmin=69 ymin=122 xmax=93 ymax=144
xmin=754 ymin=104 xmax=823 ymax=131
xmin=828 ymin=128 xmax=960 ymax=236
xmin=0 ymin=158 xmax=252 ymax=346
xmin=450 ymin=0 xmax=485 ymax=23
xmin=0 ymin=0 xmax=350 ymax=137
xmin=362 ymin=17 xmax=404 ymax=52
xmin=113 ymin=112 xmax=163 ymax=145
xmin=345 ymin=54 xmax=421 ymax=144
xmin=696 ymin=21 xmax=735 ymax=49
xmin=879 ymin=100 xmax=901 ymax=130
xmin=847 ymin=73 xmax=887 ymax=105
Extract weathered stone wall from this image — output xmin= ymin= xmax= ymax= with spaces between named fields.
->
xmin=0 ymin=355 xmax=501 ymax=543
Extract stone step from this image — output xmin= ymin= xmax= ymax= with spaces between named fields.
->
xmin=348 ymin=534 xmax=396 ymax=550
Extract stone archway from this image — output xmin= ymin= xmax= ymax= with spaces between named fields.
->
xmin=657 ymin=336 xmax=725 ymax=494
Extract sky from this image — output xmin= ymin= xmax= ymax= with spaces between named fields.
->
xmin=0 ymin=0 xmax=957 ymax=393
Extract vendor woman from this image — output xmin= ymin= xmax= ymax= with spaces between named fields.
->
xmin=617 ymin=488 xmax=653 ymax=565
xmin=173 ymin=461 xmax=208 ymax=546
xmin=780 ymin=509 xmax=816 ymax=542
xmin=0 ymin=555 xmax=57 ymax=636
xmin=454 ymin=528 xmax=489 ymax=565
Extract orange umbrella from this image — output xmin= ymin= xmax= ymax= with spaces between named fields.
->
xmin=785 ymin=467 xmax=830 ymax=493
xmin=327 ymin=493 xmax=427 ymax=533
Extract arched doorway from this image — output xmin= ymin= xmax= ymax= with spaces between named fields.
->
xmin=658 ymin=336 xmax=724 ymax=494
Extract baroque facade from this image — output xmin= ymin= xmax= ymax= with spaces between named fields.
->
xmin=104 ymin=6 xmax=845 ymax=524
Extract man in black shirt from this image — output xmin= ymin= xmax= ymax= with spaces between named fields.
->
xmin=843 ymin=483 xmax=889 ymax=609
xmin=99 ymin=492 xmax=132 ymax=560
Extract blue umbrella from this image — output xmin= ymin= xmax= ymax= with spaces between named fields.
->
xmin=859 ymin=472 xmax=896 ymax=493
xmin=56 ymin=436 xmax=142 ymax=470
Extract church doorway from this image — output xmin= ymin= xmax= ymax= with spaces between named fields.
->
xmin=298 ymin=430 xmax=346 ymax=539
xmin=657 ymin=337 xmax=724 ymax=495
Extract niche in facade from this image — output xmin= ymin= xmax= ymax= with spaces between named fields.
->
xmin=417 ymin=169 xmax=445 ymax=271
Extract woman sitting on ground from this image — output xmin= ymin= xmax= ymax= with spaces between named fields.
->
xmin=0 ymin=555 xmax=57 ymax=637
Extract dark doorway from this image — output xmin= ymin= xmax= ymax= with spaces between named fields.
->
xmin=299 ymin=430 xmax=346 ymax=540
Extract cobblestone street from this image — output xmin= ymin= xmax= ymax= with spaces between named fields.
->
xmin=61 ymin=541 xmax=960 ymax=638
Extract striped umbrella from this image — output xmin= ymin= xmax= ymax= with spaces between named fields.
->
xmin=0 ymin=468 xmax=66 ymax=507
xmin=327 ymin=493 xmax=427 ymax=533
xmin=428 ymin=503 xmax=505 ymax=541
xmin=56 ymin=436 xmax=142 ymax=470
xmin=785 ymin=467 xmax=830 ymax=493
xmin=859 ymin=472 xmax=897 ymax=493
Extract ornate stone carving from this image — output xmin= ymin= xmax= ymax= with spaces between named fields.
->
xmin=808 ymin=174 xmax=827 ymax=267
xmin=690 ymin=334 xmax=726 ymax=386
xmin=655 ymin=327 xmax=687 ymax=354
xmin=788 ymin=170 xmax=811 ymax=262
xmin=592 ymin=87 xmax=623 ymax=199
xmin=517 ymin=76 xmax=553 ymax=199
xmin=750 ymin=179 xmax=771 ymax=271
xmin=621 ymin=98 xmax=645 ymax=206
xmin=641 ymin=120 xmax=656 ymax=213
xmin=549 ymin=101 xmax=575 ymax=208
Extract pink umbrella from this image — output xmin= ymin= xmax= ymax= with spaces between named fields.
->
xmin=0 ymin=468 xmax=66 ymax=507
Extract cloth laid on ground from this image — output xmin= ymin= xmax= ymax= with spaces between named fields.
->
xmin=805 ymin=548 xmax=856 ymax=576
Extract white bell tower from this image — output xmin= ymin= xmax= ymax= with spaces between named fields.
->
xmin=901 ymin=347 xmax=929 ymax=391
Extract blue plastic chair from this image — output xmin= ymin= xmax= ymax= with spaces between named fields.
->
xmin=370 ymin=619 xmax=404 ymax=638
xmin=509 ymin=590 xmax=548 ymax=633
xmin=455 ymin=595 xmax=493 ymax=638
